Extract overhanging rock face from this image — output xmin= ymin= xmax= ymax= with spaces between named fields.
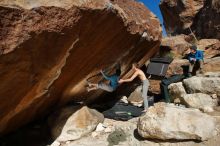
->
xmin=160 ymin=0 xmax=220 ymax=39
xmin=0 ymin=0 xmax=162 ymax=135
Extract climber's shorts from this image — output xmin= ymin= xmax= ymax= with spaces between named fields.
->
xmin=98 ymin=83 xmax=114 ymax=92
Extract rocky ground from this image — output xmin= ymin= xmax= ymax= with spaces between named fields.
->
xmin=51 ymin=119 xmax=220 ymax=146
xmin=49 ymin=104 xmax=220 ymax=146
xmin=0 ymin=0 xmax=219 ymax=146
xmin=0 ymin=0 xmax=162 ymax=135
xmin=47 ymin=73 xmax=220 ymax=146
xmin=159 ymin=0 xmax=220 ymax=39
xmin=2 ymin=73 xmax=220 ymax=146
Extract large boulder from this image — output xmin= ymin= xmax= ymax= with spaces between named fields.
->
xmin=0 ymin=0 xmax=162 ymax=135
xmin=48 ymin=106 xmax=104 ymax=142
xmin=168 ymin=81 xmax=218 ymax=112
xmin=168 ymin=82 xmax=218 ymax=112
xmin=183 ymin=76 xmax=220 ymax=97
xmin=181 ymin=93 xmax=218 ymax=112
xmin=160 ymin=0 xmax=220 ymax=39
xmin=138 ymin=103 xmax=217 ymax=141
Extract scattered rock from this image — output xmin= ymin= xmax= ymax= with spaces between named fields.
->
xmin=48 ymin=106 xmax=104 ymax=142
xmin=95 ymin=123 xmax=106 ymax=132
xmin=49 ymin=115 xmax=220 ymax=146
xmin=204 ymin=72 xmax=220 ymax=78
xmin=104 ymin=127 xmax=112 ymax=133
xmin=160 ymin=0 xmax=220 ymax=39
xmin=203 ymin=106 xmax=215 ymax=113
xmin=127 ymin=85 xmax=143 ymax=107
xmin=161 ymin=35 xmax=191 ymax=58
xmin=211 ymin=94 xmax=218 ymax=99
xmin=148 ymin=79 xmax=161 ymax=94
xmin=138 ymin=103 xmax=217 ymax=141
xmin=197 ymin=39 xmax=220 ymax=58
xmin=166 ymin=59 xmax=189 ymax=76
xmin=161 ymin=37 xmax=220 ymax=59
xmin=91 ymin=131 xmax=99 ymax=138
xmin=59 ymin=118 xmax=142 ymax=146
xmin=168 ymin=77 xmax=219 ymax=112
xmin=120 ymin=96 xmax=128 ymax=104
xmin=203 ymin=57 xmax=220 ymax=73
xmin=168 ymin=82 xmax=186 ymax=103
xmin=168 ymin=58 xmax=220 ymax=76
xmin=181 ymin=93 xmax=218 ymax=112
xmin=183 ymin=76 xmax=220 ymax=97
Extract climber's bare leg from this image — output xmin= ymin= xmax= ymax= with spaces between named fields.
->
xmin=86 ymin=86 xmax=98 ymax=92
xmin=88 ymin=82 xmax=97 ymax=87
xmin=86 ymin=84 xmax=98 ymax=92
xmin=86 ymin=83 xmax=114 ymax=92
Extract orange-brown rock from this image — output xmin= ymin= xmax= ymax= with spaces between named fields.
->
xmin=0 ymin=0 xmax=162 ymax=135
xmin=160 ymin=0 xmax=220 ymax=39
xmin=167 ymin=57 xmax=220 ymax=76
xmin=160 ymin=35 xmax=191 ymax=58
xmin=161 ymin=36 xmax=220 ymax=59
xmin=197 ymin=39 xmax=220 ymax=58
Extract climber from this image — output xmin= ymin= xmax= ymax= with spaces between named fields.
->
xmin=118 ymin=63 xmax=150 ymax=112
xmin=87 ymin=68 xmax=121 ymax=92
xmin=187 ymin=45 xmax=204 ymax=77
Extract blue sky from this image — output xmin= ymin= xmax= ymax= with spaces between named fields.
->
xmin=139 ymin=0 xmax=167 ymax=36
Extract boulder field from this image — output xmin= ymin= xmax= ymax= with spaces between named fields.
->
xmin=160 ymin=0 xmax=220 ymax=39
xmin=138 ymin=103 xmax=217 ymax=141
xmin=0 ymin=0 xmax=162 ymax=135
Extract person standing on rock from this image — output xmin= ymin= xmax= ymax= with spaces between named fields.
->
xmin=119 ymin=63 xmax=150 ymax=112
xmin=187 ymin=45 xmax=204 ymax=77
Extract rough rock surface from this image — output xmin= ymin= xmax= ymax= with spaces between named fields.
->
xmin=203 ymin=57 xmax=220 ymax=73
xmin=161 ymin=36 xmax=220 ymax=59
xmin=160 ymin=0 xmax=220 ymax=39
xmin=167 ymin=57 xmax=220 ymax=76
xmin=204 ymin=72 xmax=220 ymax=77
xmin=148 ymin=79 xmax=161 ymax=94
xmin=49 ymin=114 xmax=220 ymax=146
xmin=168 ymin=82 xmax=186 ymax=103
xmin=49 ymin=106 xmax=104 ymax=142
xmin=181 ymin=93 xmax=218 ymax=112
xmin=160 ymin=34 xmax=191 ymax=58
xmin=183 ymin=76 xmax=220 ymax=97
xmin=199 ymin=40 xmax=217 ymax=57
xmin=50 ymin=118 xmax=142 ymax=146
xmin=197 ymin=39 xmax=220 ymax=58
xmin=0 ymin=0 xmax=162 ymax=135
xmin=138 ymin=103 xmax=217 ymax=141
xmin=127 ymin=85 xmax=143 ymax=107
xmin=168 ymin=80 xmax=218 ymax=112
